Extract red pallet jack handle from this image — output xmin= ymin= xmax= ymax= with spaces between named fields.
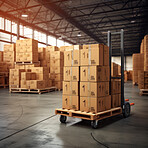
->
xmin=125 ymin=99 xmax=134 ymax=106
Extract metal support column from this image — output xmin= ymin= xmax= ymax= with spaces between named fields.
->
xmin=108 ymin=31 xmax=112 ymax=95
xmin=121 ymin=29 xmax=124 ymax=109
xmin=32 ymin=29 xmax=34 ymax=39
xmin=46 ymin=34 xmax=48 ymax=46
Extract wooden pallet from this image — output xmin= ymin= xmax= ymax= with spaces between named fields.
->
xmin=139 ymin=89 xmax=148 ymax=96
xmin=9 ymin=87 xmax=57 ymax=94
xmin=15 ymin=61 xmax=40 ymax=65
xmin=55 ymin=107 xmax=122 ymax=121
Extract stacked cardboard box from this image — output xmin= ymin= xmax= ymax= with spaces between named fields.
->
xmin=138 ymin=71 xmax=148 ymax=89
xmin=124 ymin=70 xmax=133 ymax=82
xmin=80 ymin=44 xmax=111 ymax=113
xmin=0 ymin=51 xmax=3 ymax=62
xmin=16 ymin=39 xmax=38 ymax=62
xmin=50 ymin=51 xmax=64 ymax=90
xmin=144 ymin=35 xmax=148 ymax=71
xmin=140 ymin=39 xmax=144 ymax=53
xmin=132 ymin=53 xmax=144 ymax=84
xmin=63 ymin=49 xmax=80 ymax=110
xmin=111 ymin=79 xmax=121 ymax=107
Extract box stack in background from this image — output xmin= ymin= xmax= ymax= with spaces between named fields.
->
xmin=124 ymin=70 xmax=133 ymax=82
xmin=132 ymin=53 xmax=144 ymax=85
xmin=50 ymin=51 xmax=64 ymax=90
xmin=9 ymin=39 xmax=52 ymax=90
xmin=63 ymin=47 xmax=80 ymax=110
xmin=140 ymin=39 xmax=144 ymax=53
xmin=144 ymin=35 xmax=148 ymax=71
xmin=138 ymin=71 xmax=148 ymax=89
xmin=16 ymin=39 xmax=38 ymax=63
xmin=79 ymin=44 xmax=111 ymax=113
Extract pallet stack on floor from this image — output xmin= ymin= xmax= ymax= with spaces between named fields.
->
xmin=138 ymin=35 xmax=148 ymax=95
xmin=9 ymin=39 xmax=53 ymax=94
xmin=61 ymin=44 xmax=121 ymax=114
xmin=50 ymin=50 xmax=64 ymax=90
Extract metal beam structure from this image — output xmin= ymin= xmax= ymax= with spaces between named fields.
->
xmin=0 ymin=0 xmax=147 ymax=55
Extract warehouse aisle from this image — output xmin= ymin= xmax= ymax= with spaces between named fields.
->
xmin=0 ymin=82 xmax=147 ymax=148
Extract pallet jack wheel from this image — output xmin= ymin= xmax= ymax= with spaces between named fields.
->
xmin=91 ymin=120 xmax=98 ymax=129
xmin=60 ymin=115 xmax=67 ymax=123
xmin=123 ymin=102 xmax=131 ymax=118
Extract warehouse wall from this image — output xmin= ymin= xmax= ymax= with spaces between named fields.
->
xmin=112 ymin=56 xmax=133 ymax=70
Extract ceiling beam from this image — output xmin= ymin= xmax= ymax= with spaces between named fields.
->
xmin=37 ymin=0 xmax=104 ymax=44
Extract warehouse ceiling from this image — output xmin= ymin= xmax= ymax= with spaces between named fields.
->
xmin=0 ymin=0 xmax=148 ymax=55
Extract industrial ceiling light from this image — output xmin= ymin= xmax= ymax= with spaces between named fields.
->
xmin=21 ymin=11 xmax=28 ymax=17
xmin=77 ymin=32 xmax=81 ymax=37
xmin=131 ymin=20 xmax=135 ymax=23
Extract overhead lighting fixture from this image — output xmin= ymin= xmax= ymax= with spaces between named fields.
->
xmin=77 ymin=32 xmax=81 ymax=37
xmin=21 ymin=14 xmax=28 ymax=17
xmin=131 ymin=20 xmax=135 ymax=23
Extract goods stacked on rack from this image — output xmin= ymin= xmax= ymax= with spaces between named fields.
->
xmin=132 ymin=53 xmax=144 ymax=85
xmin=9 ymin=39 xmax=53 ymax=93
xmin=0 ymin=51 xmax=3 ymax=62
xmin=63 ymin=47 xmax=80 ymax=110
xmin=138 ymin=71 xmax=148 ymax=89
xmin=50 ymin=51 xmax=64 ymax=90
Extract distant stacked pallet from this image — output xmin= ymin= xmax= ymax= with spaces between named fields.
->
xmin=124 ymin=70 xmax=133 ymax=82
xmin=9 ymin=39 xmax=54 ymax=94
xmin=132 ymin=53 xmax=144 ymax=85
xmin=50 ymin=50 xmax=64 ymax=90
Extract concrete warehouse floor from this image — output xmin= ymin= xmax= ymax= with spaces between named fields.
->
xmin=0 ymin=82 xmax=147 ymax=148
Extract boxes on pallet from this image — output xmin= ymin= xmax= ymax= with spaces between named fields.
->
xmin=21 ymin=72 xmax=36 ymax=81
xmin=81 ymin=44 xmax=103 ymax=66
xmin=9 ymin=69 xmax=26 ymax=87
xmin=0 ymin=62 xmax=8 ymax=72
xmin=138 ymin=71 xmax=148 ymax=89
xmin=111 ymin=62 xmax=119 ymax=77
xmin=111 ymin=94 xmax=121 ymax=108
xmin=62 ymin=95 xmax=79 ymax=110
xmin=53 ymin=81 xmax=63 ymax=90
xmin=103 ymin=45 xmax=109 ymax=66
xmin=0 ymin=51 xmax=3 ymax=62
xmin=3 ymin=44 xmax=16 ymax=62
xmin=46 ymin=46 xmax=59 ymax=52
xmin=16 ymin=39 xmax=38 ymax=62
xmin=38 ymin=47 xmax=46 ymax=61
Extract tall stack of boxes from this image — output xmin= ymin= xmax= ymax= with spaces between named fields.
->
xmin=138 ymin=35 xmax=148 ymax=90
xmin=62 ymin=44 xmax=121 ymax=113
xmin=50 ymin=50 xmax=64 ymax=90
xmin=63 ymin=49 xmax=80 ymax=110
xmin=132 ymin=53 xmax=144 ymax=85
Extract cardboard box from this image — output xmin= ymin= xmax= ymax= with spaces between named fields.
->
xmin=46 ymin=46 xmax=59 ymax=52
xmin=80 ymin=97 xmax=105 ymax=113
xmin=111 ymin=79 xmax=121 ymax=94
xmin=0 ymin=51 xmax=3 ymax=62
xmin=62 ymin=95 xmax=79 ymax=110
xmin=38 ymin=47 xmax=46 ymax=61
xmin=54 ymin=81 xmax=63 ymax=90
xmin=50 ymin=67 xmax=63 ymax=74
xmin=50 ymin=59 xmax=64 ymax=67
xmin=80 ymin=66 xmax=109 ymax=82
xmin=111 ymin=62 xmax=118 ymax=77
xmin=63 ymin=81 xmax=79 ymax=95
xmin=64 ymin=50 xmax=80 ymax=66
xmin=50 ymin=51 xmax=64 ymax=60
xmin=81 ymin=44 xmax=103 ymax=66
xmin=27 ymin=80 xmax=45 ymax=89
xmin=4 ymin=44 xmax=16 ymax=52
xmin=80 ymin=82 xmax=109 ymax=97
xmin=21 ymin=72 xmax=36 ymax=81
xmin=105 ymin=96 xmax=111 ymax=110
xmin=21 ymin=80 xmax=27 ymax=88
xmin=64 ymin=67 xmax=79 ymax=81
xmin=111 ymin=94 xmax=120 ymax=108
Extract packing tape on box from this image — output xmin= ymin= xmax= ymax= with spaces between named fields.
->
xmin=71 ymin=50 xmax=74 ymax=66
xmin=88 ymin=44 xmax=91 ymax=65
